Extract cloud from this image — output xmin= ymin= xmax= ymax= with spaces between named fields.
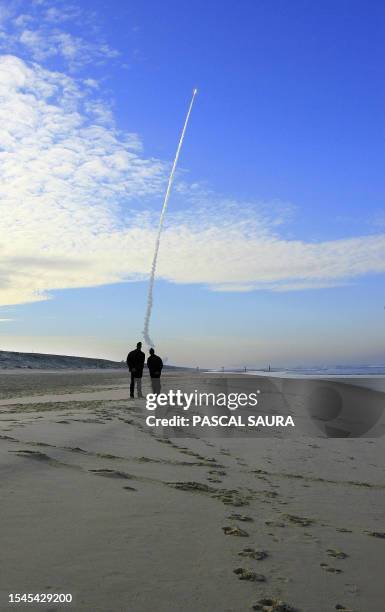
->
xmin=0 ymin=54 xmax=167 ymax=304
xmin=156 ymin=225 xmax=385 ymax=288
xmin=23 ymin=28 xmax=118 ymax=66
xmin=14 ymin=28 xmax=119 ymax=70
xmin=43 ymin=5 xmax=82 ymax=24
xmin=1 ymin=54 xmax=385 ymax=309
xmin=0 ymin=1 xmax=119 ymax=71
xmin=210 ymin=284 xmax=257 ymax=293
xmin=209 ymin=280 xmax=346 ymax=292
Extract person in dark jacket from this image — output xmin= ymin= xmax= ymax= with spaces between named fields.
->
xmin=126 ymin=342 xmax=145 ymax=398
xmin=147 ymin=348 xmax=163 ymax=395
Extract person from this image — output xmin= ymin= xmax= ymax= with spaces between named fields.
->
xmin=126 ymin=342 xmax=145 ymax=398
xmin=147 ymin=348 xmax=163 ymax=395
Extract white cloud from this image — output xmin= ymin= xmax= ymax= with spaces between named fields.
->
xmin=83 ymin=78 xmax=99 ymax=89
xmin=0 ymin=1 xmax=119 ymax=71
xmin=209 ymin=280 xmax=346 ymax=292
xmin=0 ymin=55 xmax=167 ymax=304
xmin=43 ymin=5 xmax=82 ymax=24
xmin=210 ymin=284 xmax=257 ymax=293
xmin=16 ymin=28 xmax=119 ymax=69
xmin=1 ymin=54 xmax=385 ymax=309
xmin=13 ymin=14 xmax=33 ymax=28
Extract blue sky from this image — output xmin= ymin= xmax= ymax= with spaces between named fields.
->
xmin=0 ymin=0 xmax=384 ymax=367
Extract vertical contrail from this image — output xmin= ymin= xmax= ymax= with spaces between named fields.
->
xmin=142 ymin=88 xmax=198 ymax=348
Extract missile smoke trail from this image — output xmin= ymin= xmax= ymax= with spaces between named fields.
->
xmin=142 ymin=88 xmax=198 ymax=348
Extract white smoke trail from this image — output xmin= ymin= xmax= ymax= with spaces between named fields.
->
xmin=142 ymin=88 xmax=198 ymax=348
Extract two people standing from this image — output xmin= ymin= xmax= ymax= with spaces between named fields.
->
xmin=126 ymin=341 xmax=163 ymax=399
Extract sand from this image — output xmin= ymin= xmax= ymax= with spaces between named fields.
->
xmin=0 ymin=369 xmax=384 ymax=612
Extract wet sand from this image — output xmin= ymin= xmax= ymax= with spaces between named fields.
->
xmin=0 ymin=370 xmax=384 ymax=611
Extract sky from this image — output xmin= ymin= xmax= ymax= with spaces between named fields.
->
xmin=0 ymin=0 xmax=384 ymax=368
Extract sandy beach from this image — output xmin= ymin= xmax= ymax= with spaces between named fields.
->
xmin=0 ymin=369 xmax=384 ymax=612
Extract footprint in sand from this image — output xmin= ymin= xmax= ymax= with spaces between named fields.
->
xmin=30 ymin=442 xmax=53 ymax=448
xmin=327 ymin=548 xmax=348 ymax=559
xmin=336 ymin=528 xmax=352 ymax=533
xmin=238 ymin=548 xmax=268 ymax=560
xmin=320 ymin=562 xmax=342 ymax=574
xmin=10 ymin=450 xmax=55 ymax=462
xmin=224 ymin=498 xmax=250 ymax=507
xmin=262 ymin=490 xmax=279 ymax=499
xmin=214 ymin=490 xmax=250 ymax=507
xmin=169 ymin=481 xmax=216 ymax=493
xmin=365 ymin=530 xmax=385 ymax=539
xmin=227 ymin=513 xmax=253 ymax=522
xmin=233 ymin=567 xmax=265 ymax=582
xmin=284 ymin=514 xmax=314 ymax=527
xmin=73 ymin=418 xmax=105 ymax=424
xmin=201 ymin=456 xmax=219 ymax=463
xmin=169 ymin=481 xmax=252 ymax=510
xmin=179 ymin=449 xmax=199 ymax=457
xmin=236 ymin=458 xmax=248 ymax=466
xmin=89 ymin=469 xmax=134 ymax=480
xmin=265 ymin=520 xmax=286 ymax=528
xmin=222 ymin=526 xmax=249 ymax=537
xmin=65 ymin=446 xmax=88 ymax=454
xmin=252 ymin=597 xmax=297 ymax=611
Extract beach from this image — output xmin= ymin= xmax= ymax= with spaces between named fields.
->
xmin=0 ymin=369 xmax=384 ymax=612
